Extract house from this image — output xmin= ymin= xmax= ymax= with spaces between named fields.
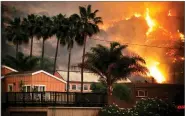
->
xmin=2 ymin=66 xmax=66 ymax=92
xmin=133 ymin=83 xmax=183 ymax=101
xmin=110 ymin=83 xmax=184 ymax=108
xmin=56 ymin=71 xmax=132 ymax=92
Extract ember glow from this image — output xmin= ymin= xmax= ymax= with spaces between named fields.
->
xmin=178 ymin=30 xmax=185 ymax=42
xmin=168 ymin=10 xmax=172 ymax=16
xmin=134 ymin=13 xmax=141 ymax=18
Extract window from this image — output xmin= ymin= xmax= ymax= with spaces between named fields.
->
xmin=136 ymin=90 xmax=148 ymax=97
xmin=72 ymin=85 xmax=76 ymax=90
xmin=65 ymin=84 xmax=70 ymax=91
xmin=33 ymin=86 xmax=39 ymax=92
xmin=84 ymin=85 xmax=88 ymax=90
xmin=23 ymin=85 xmax=31 ymax=92
xmin=33 ymin=85 xmax=46 ymax=92
xmin=77 ymin=85 xmax=81 ymax=90
xmin=40 ymin=86 xmax=45 ymax=91
xmin=8 ymin=84 xmax=13 ymax=92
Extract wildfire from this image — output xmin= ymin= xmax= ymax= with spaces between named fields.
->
xmin=134 ymin=13 xmax=141 ymax=18
xmin=145 ymin=8 xmax=157 ymax=36
xmin=168 ymin=10 xmax=172 ymax=16
xmin=146 ymin=61 xmax=165 ymax=83
xmin=177 ymin=30 xmax=185 ymax=42
xmin=98 ymin=7 xmax=182 ymax=84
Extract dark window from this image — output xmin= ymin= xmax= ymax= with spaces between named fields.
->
xmin=27 ymin=86 xmax=31 ymax=92
xmin=8 ymin=84 xmax=13 ymax=92
xmin=138 ymin=91 xmax=145 ymax=96
xmin=40 ymin=86 xmax=45 ymax=92
xmin=84 ymin=85 xmax=88 ymax=90
xmin=23 ymin=86 xmax=31 ymax=92
xmin=136 ymin=90 xmax=148 ymax=97
xmin=72 ymin=85 xmax=76 ymax=90
xmin=33 ymin=86 xmax=39 ymax=92
xmin=33 ymin=86 xmax=45 ymax=92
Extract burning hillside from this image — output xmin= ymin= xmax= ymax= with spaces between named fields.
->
xmin=98 ymin=4 xmax=184 ymax=83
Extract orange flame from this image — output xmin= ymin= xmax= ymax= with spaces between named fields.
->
xmin=146 ymin=60 xmax=165 ymax=83
xmin=134 ymin=13 xmax=141 ymax=18
xmin=145 ymin=8 xmax=157 ymax=36
xmin=177 ymin=30 xmax=185 ymax=42
xmin=168 ymin=10 xmax=172 ymax=16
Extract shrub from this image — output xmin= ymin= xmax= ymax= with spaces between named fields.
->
xmin=99 ymin=98 xmax=177 ymax=116
xmin=90 ymin=83 xmax=107 ymax=93
xmin=99 ymin=103 xmax=128 ymax=116
xmin=133 ymin=98 xmax=177 ymax=116
xmin=112 ymin=84 xmax=131 ymax=101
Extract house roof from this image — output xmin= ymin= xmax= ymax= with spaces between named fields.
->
xmin=57 ymin=71 xmax=131 ymax=83
xmin=32 ymin=70 xmax=66 ymax=83
xmin=4 ymin=70 xmax=66 ymax=83
xmin=54 ymin=71 xmax=64 ymax=80
xmin=2 ymin=65 xmax=18 ymax=72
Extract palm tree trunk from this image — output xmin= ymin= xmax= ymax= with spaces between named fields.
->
xmin=41 ymin=38 xmax=45 ymax=69
xmin=67 ymin=47 xmax=72 ymax=104
xmin=81 ymin=36 xmax=87 ymax=93
xmin=30 ymin=36 xmax=34 ymax=57
xmin=107 ymin=84 xmax=113 ymax=105
xmin=16 ymin=42 xmax=19 ymax=59
xmin=53 ymin=38 xmax=60 ymax=74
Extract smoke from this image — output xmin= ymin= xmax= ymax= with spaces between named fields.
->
xmin=2 ymin=2 xmax=184 ymax=82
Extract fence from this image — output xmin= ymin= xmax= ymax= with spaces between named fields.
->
xmin=2 ymin=92 xmax=107 ymax=107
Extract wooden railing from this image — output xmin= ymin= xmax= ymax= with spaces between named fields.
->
xmin=2 ymin=92 xmax=107 ymax=107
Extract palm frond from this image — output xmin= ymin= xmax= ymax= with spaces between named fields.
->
xmin=79 ymin=6 xmax=87 ymax=18
xmin=87 ymin=5 xmax=92 ymax=15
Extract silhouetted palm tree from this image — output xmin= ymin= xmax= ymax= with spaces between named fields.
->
xmin=75 ymin=42 xmax=148 ymax=96
xmin=36 ymin=15 xmax=53 ymax=69
xmin=60 ymin=14 xmax=84 ymax=101
xmin=52 ymin=14 xmax=68 ymax=74
xmin=75 ymin=5 xmax=103 ymax=92
xmin=5 ymin=17 xmax=29 ymax=59
xmin=22 ymin=14 xmax=39 ymax=57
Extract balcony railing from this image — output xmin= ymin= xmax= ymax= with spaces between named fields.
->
xmin=2 ymin=92 xmax=107 ymax=107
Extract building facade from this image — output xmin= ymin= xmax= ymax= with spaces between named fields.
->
xmin=56 ymin=71 xmax=131 ymax=92
xmin=2 ymin=66 xmax=66 ymax=92
xmin=110 ymin=83 xmax=184 ymax=108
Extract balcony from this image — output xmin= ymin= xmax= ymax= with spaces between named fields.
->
xmin=2 ymin=92 xmax=107 ymax=107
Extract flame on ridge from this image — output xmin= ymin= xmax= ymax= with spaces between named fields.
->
xmin=145 ymin=8 xmax=157 ymax=36
xmin=146 ymin=60 xmax=166 ymax=83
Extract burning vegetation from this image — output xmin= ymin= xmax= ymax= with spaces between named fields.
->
xmin=98 ymin=3 xmax=184 ymax=84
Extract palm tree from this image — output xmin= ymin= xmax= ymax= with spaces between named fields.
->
xmin=36 ymin=15 xmax=53 ymax=69
xmin=75 ymin=5 xmax=103 ymax=92
xmin=60 ymin=14 xmax=84 ymax=103
xmin=22 ymin=14 xmax=39 ymax=57
xmin=75 ymin=42 xmax=148 ymax=96
xmin=2 ymin=52 xmax=40 ymax=71
xmin=52 ymin=14 xmax=68 ymax=74
xmin=5 ymin=17 xmax=29 ymax=59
